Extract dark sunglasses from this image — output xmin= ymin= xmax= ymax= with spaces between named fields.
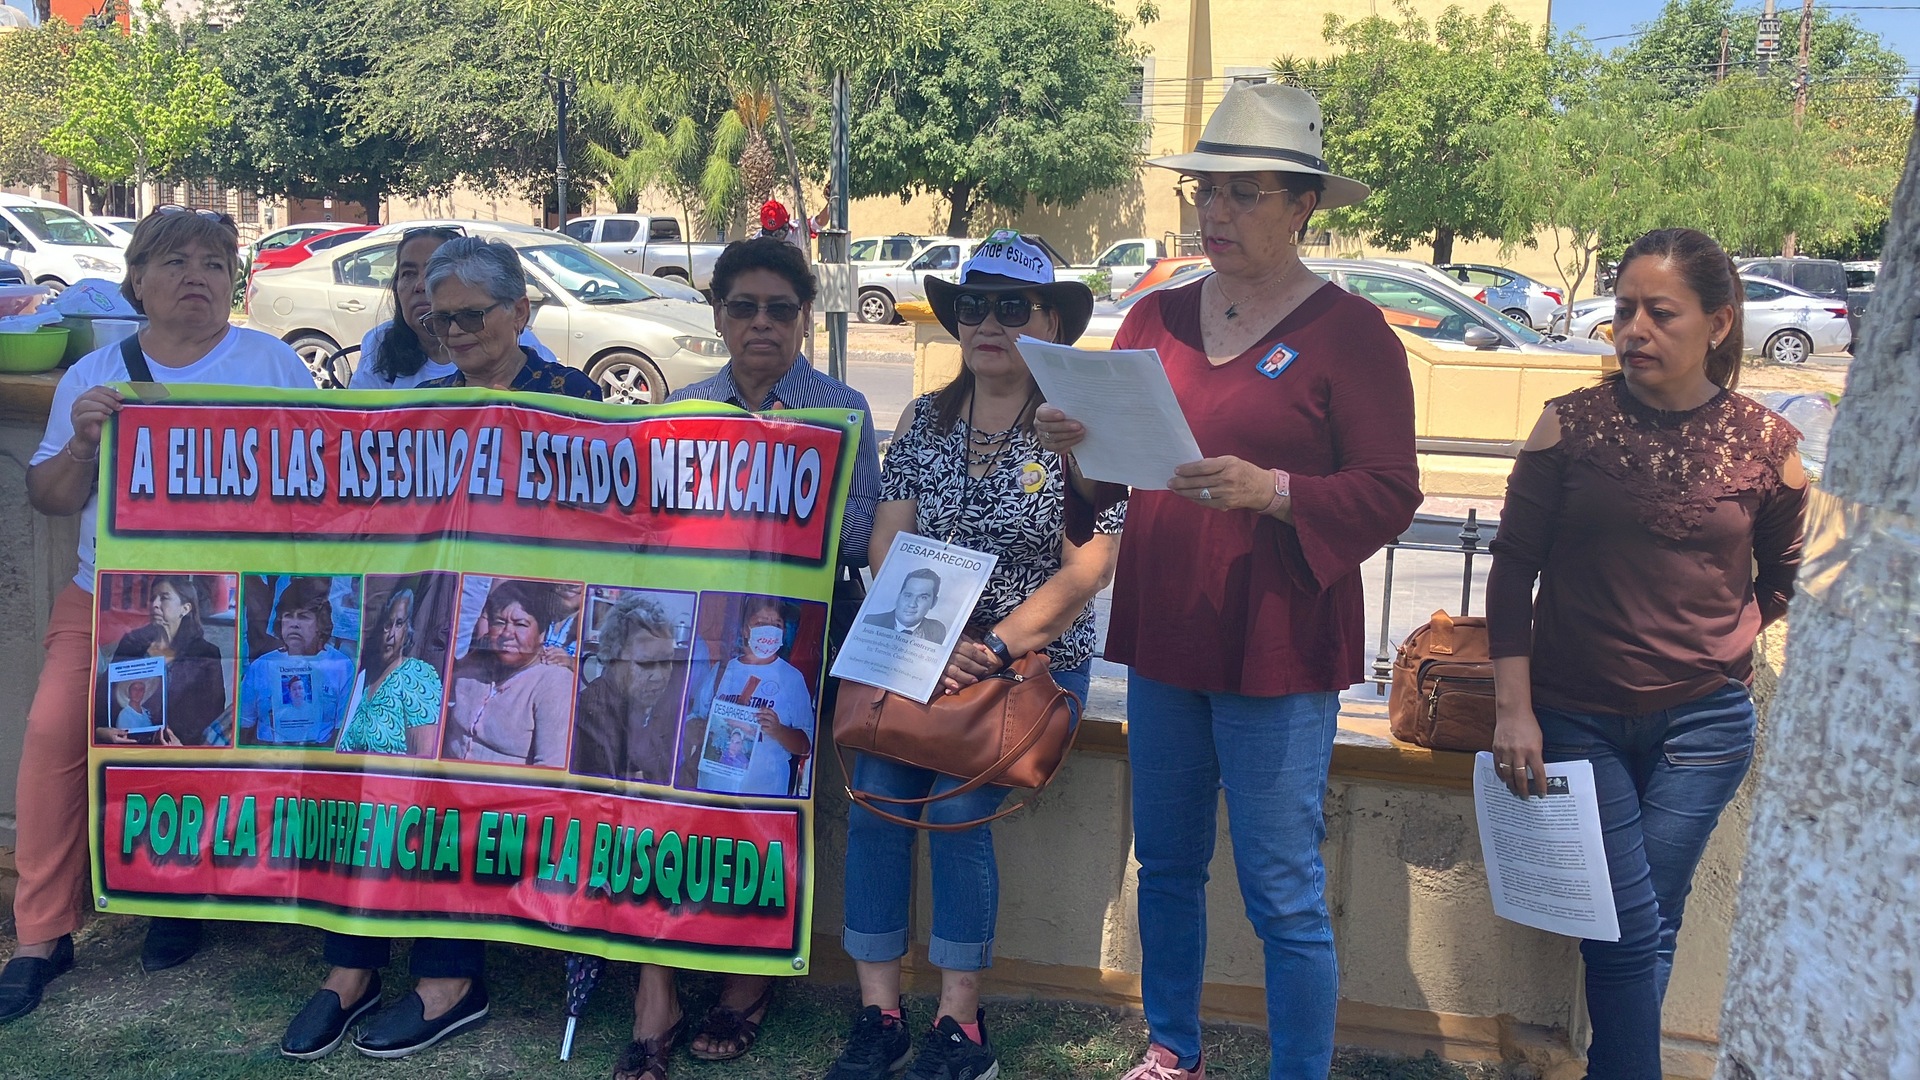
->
xmin=954 ymin=293 xmax=1049 ymax=327
xmin=421 ymin=302 xmax=503 ymax=337
xmin=155 ymin=204 xmax=237 ymax=229
xmin=721 ymin=299 xmax=803 ymax=323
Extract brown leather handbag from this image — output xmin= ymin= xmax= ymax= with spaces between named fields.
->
xmin=832 ymin=651 xmax=1079 ymax=831
xmin=1389 ymin=610 xmax=1497 ymax=752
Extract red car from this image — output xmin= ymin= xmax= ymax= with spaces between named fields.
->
xmin=249 ymin=225 xmax=377 ymax=275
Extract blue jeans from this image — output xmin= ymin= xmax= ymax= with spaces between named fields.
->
xmin=841 ymin=663 xmax=1089 ymax=973
xmin=1127 ymin=672 xmax=1340 ymax=1080
xmin=1537 ymin=680 xmax=1756 ymax=1080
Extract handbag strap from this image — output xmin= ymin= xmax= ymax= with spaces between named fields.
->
xmin=119 ymin=332 xmax=154 ymax=384
xmin=838 ymin=683 xmax=1079 ymax=833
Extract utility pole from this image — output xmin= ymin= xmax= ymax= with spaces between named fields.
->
xmin=1783 ymin=0 xmax=1813 ymax=255
xmin=1717 ymin=25 xmax=1730 ymax=81
xmin=1757 ymin=0 xmax=1780 ymax=76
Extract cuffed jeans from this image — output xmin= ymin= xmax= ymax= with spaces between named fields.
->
xmin=1537 ymin=680 xmax=1756 ymax=1080
xmin=322 ymin=932 xmax=485 ymax=981
xmin=1127 ymin=672 xmax=1340 ymax=1080
xmin=841 ymin=663 xmax=1089 ymax=973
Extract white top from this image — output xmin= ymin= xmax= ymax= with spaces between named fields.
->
xmin=34 ymin=326 xmax=316 ymax=591
xmin=350 ymin=321 xmax=557 ymax=389
xmin=697 ymin=656 xmax=815 ymax=797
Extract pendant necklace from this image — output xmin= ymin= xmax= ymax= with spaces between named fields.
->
xmin=1218 ymin=265 xmax=1300 ymax=321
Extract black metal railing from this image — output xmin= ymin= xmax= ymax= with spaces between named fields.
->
xmin=1367 ymin=509 xmax=1487 ymax=692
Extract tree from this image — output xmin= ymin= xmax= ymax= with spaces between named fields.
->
xmin=847 ymin=0 xmax=1145 ymax=237
xmin=580 ymin=81 xmax=748 ymax=235
xmin=0 ymin=21 xmax=79 ymax=186
xmin=1277 ymin=1 xmax=1557 ymax=263
xmin=43 ymin=24 xmax=229 ymax=217
xmin=1618 ymin=0 xmax=1907 ymax=100
xmin=1713 ymin=103 xmax=1920 ymax=1079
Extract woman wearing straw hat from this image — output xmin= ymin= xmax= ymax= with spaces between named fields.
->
xmin=1037 ymin=83 xmax=1421 ymax=1080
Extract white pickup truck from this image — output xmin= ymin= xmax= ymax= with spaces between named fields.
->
xmin=1054 ymin=238 xmax=1167 ymax=298
xmin=562 ymin=215 xmax=727 ymax=292
xmin=857 ymin=235 xmax=1167 ymax=323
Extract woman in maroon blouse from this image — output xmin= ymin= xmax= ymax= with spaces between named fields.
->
xmin=1039 ymin=83 xmax=1420 ymax=1080
xmin=1487 ymin=228 xmax=1807 ymax=1080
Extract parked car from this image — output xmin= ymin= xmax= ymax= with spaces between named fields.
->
xmin=1055 ymin=238 xmax=1167 ymax=298
xmin=561 ymin=215 xmax=726 ymax=291
xmin=1367 ymin=257 xmax=1481 ymax=299
xmin=1118 ymin=255 xmax=1210 ymax=301
xmin=0 ymin=257 xmax=26 ymax=285
xmin=0 ymin=194 xmax=127 ymax=291
xmin=1559 ymin=275 xmax=1852 ymax=364
xmin=1439 ymin=263 xmax=1564 ymax=330
xmin=1844 ymin=260 xmax=1877 ymax=339
xmin=858 ymin=234 xmax=1079 ymax=324
xmin=250 ymin=224 xmax=379 ymax=276
xmin=245 ymin=220 xmax=728 ymax=401
xmin=90 ymin=217 xmax=139 ymax=248
xmin=849 ymin=234 xmax=932 ymax=266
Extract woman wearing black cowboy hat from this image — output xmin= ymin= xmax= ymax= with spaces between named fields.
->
xmin=820 ymin=232 xmax=1120 ymax=1080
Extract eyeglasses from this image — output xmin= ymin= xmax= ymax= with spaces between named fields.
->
xmin=1177 ymin=177 xmax=1291 ymax=213
xmin=720 ymin=299 xmax=803 ymax=323
xmin=421 ymin=302 xmax=503 ymax=337
xmin=953 ymin=293 xmax=1049 ymax=327
xmin=155 ymin=204 xmax=237 ymax=229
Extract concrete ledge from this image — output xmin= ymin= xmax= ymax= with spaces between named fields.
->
xmin=0 ymin=372 xmax=60 ymax=427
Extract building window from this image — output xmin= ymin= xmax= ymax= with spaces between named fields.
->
xmin=1224 ymin=66 xmax=1271 ymax=87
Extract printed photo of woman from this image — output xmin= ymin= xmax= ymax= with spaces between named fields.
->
xmin=336 ymin=573 xmax=457 ymax=757
xmin=93 ymin=573 xmax=236 ymax=747
xmin=440 ymin=577 xmax=578 ymax=768
xmin=676 ymin=593 xmax=826 ymax=798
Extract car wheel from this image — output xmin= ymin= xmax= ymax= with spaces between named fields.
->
xmin=1766 ymin=329 xmax=1811 ymax=365
xmin=660 ymin=271 xmax=692 ymax=287
xmin=34 ymin=276 xmax=66 ymax=295
xmin=590 ymin=350 xmax=668 ymax=405
xmin=1502 ymin=307 xmax=1532 ymax=327
xmin=287 ymin=333 xmax=343 ymax=387
xmin=1589 ymin=321 xmax=1612 ymax=342
xmin=858 ymin=288 xmax=896 ymax=325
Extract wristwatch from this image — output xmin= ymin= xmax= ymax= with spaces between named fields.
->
xmin=981 ymin=631 xmax=1013 ymax=670
xmin=1264 ymin=468 xmax=1292 ymax=515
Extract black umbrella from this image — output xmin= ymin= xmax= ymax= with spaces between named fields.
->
xmin=560 ymin=952 xmax=607 ymax=1060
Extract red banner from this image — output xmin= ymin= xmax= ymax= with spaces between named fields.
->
xmin=108 ymin=403 xmax=844 ymax=562
xmin=101 ymin=765 xmax=803 ymax=952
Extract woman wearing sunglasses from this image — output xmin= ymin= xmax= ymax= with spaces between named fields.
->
xmin=347 ymin=226 xmax=558 ymax=391
xmin=611 ymin=237 xmax=882 ymax=1080
xmin=817 ymin=233 xmax=1119 ymax=1080
xmin=1037 ymin=83 xmax=1421 ymax=1080
xmin=278 ymin=237 xmax=599 ymax=1066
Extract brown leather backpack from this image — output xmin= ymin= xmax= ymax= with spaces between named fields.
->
xmin=1389 ymin=610 xmax=1496 ymax=752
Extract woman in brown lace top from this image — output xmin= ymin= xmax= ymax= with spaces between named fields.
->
xmin=1486 ymin=228 xmax=1807 ymax=1080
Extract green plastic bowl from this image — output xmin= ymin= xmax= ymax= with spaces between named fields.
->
xmin=0 ymin=326 xmax=72 ymax=373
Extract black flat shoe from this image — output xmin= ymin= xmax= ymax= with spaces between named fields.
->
xmin=0 ymin=937 xmax=74 ymax=1024
xmin=281 ymin=972 xmax=383 ymax=1060
xmin=352 ymin=982 xmax=489 ymax=1059
xmin=140 ymin=918 xmax=203 ymax=973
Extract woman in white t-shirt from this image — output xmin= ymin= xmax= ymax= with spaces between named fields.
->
xmin=347 ymin=226 xmax=556 ymax=390
xmin=688 ymin=598 xmax=816 ymax=797
xmin=0 ymin=209 xmax=315 ymax=1025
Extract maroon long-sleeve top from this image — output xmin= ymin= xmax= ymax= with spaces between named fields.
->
xmin=1100 ymin=281 xmax=1422 ymax=696
xmin=1486 ymin=381 xmax=1807 ymax=716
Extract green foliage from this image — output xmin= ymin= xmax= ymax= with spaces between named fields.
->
xmin=848 ymin=0 xmax=1146 ymax=236
xmin=1276 ymin=1 xmax=1558 ymax=263
xmin=580 ymin=82 xmax=748 ymax=235
xmin=43 ymin=21 xmax=229 ymax=211
xmin=1617 ymin=0 xmax=1907 ymax=99
xmin=0 ymin=21 xmax=79 ymax=186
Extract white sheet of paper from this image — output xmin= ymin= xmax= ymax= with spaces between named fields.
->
xmin=830 ymin=533 xmax=998 ymax=703
xmin=1014 ymin=336 xmax=1203 ymax=489
xmin=1473 ymin=752 xmax=1620 ymax=941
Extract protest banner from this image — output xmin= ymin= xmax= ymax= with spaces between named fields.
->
xmin=86 ymin=386 xmax=862 ymax=977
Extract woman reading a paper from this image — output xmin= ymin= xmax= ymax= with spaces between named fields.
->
xmin=1486 ymin=228 xmax=1806 ymax=1080
xmin=816 ymin=236 xmax=1120 ymax=1080
xmin=1036 ymin=84 xmax=1420 ymax=1080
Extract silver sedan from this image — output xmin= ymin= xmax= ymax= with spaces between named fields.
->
xmin=1556 ymin=276 xmax=1852 ymax=364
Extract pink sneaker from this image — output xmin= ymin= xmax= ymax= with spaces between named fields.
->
xmin=1120 ymin=1044 xmax=1205 ymax=1080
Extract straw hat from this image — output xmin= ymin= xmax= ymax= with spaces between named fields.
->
xmin=925 ymin=231 xmax=1095 ymax=344
xmin=1149 ymin=82 xmax=1369 ymax=210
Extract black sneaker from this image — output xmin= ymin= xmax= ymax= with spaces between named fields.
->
xmin=904 ymin=1011 xmax=999 ymax=1080
xmin=824 ymin=1003 xmax=912 ymax=1079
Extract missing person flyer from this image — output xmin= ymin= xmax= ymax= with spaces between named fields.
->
xmin=831 ymin=533 xmax=996 ymax=703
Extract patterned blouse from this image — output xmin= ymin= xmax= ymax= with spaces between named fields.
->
xmin=417 ymin=347 xmax=603 ymax=400
xmin=880 ymin=394 xmax=1126 ymax=671
xmin=336 ymin=657 xmax=444 ymax=756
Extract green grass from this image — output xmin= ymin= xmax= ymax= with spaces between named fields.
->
xmin=0 ymin=917 xmax=1507 ymax=1079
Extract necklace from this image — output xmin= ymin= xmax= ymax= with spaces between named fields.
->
xmin=963 ymin=389 xmax=1037 ymax=469
xmin=1217 ymin=264 xmax=1304 ymax=321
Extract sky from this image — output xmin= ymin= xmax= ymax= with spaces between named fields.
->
xmin=1552 ymin=0 xmax=1920 ymax=70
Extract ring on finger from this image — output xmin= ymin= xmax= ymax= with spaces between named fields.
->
xmin=1201 ymin=487 xmax=1212 ymax=500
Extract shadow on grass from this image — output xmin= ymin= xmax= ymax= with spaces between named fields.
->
xmin=0 ymin=917 xmax=1508 ymax=1080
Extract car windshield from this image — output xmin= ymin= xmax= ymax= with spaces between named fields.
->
xmin=12 ymin=206 xmax=112 ymax=247
xmin=522 ymin=244 xmax=657 ymax=303
xmin=1846 ymin=268 xmax=1875 ymax=289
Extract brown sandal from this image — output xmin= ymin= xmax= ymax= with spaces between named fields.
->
xmin=687 ymin=980 xmax=776 ymax=1062
xmin=612 ymin=1013 xmax=686 ymax=1080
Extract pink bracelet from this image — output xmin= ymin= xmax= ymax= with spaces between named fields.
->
xmin=1263 ymin=469 xmax=1291 ymax=515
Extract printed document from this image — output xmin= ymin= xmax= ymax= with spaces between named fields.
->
xmin=1015 ymin=337 xmax=1203 ymax=489
xmin=1473 ymin=752 xmax=1619 ymax=941
xmin=831 ymin=533 xmax=997 ymax=703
